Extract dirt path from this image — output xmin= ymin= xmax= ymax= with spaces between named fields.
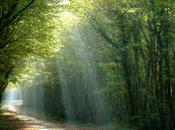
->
xmin=0 ymin=110 xmax=29 ymax=130
xmin=0 ymin=109 xmax=107 ymax=130
xmin=0 ymin=101 xmax=108 ymax=130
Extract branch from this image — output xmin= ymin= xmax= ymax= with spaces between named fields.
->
xmin=11 ymin=0 xmax=35 ymax=22
xmin=0 ymin=66 xmax=14 ymax=92
xmin=0 ymin=0 xmax=35 ymax=30
xmin=0 ymin=1 xmax=18 ymax=22
xmin=5 ymin=66 xmax=14 ymax=79
xmin=138 ymin=20 xmax=150 ymax=43
xmin=89 ymin=15 xmax=118 ymax=49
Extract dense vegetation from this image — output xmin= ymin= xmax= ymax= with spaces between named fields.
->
xmin=0 ymin=0 xmax=175 ymax=130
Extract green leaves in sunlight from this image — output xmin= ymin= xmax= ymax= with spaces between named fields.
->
xmin=1 ymin=1 xmax=175 ymax=130
xmin=0 ymin=0 xmax=61 ymax=98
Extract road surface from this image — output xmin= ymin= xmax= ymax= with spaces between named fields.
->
xmin=1 ymin=100 xmax=107 ymax=130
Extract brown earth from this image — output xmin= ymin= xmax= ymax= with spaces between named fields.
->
xmin=0 ymin=109 xmax=108 ymax=130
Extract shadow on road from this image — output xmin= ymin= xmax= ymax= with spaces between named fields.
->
xmin=0 ymin=110 xmax=28 ymax=130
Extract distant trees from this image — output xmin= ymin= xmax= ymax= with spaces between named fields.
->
xmin=20 ymin=17 xmax=112 ymax=124
xmin=81 ymin=0 xmax=175 ymax=129
xmin=64 ymin=0 xmax=175 ymax=129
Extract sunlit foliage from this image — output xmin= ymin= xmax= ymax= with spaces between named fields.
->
xmin=1 ymin=0 xmax=175 ymax=130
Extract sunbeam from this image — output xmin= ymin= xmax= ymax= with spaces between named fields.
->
xmin=0 ymin=0 xmax=173 ymax=130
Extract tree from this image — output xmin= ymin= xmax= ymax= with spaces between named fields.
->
xmin=0 ymin=0 xmax=59 ymax=103
xmin=67 ymin=0 xmax=175 ymax=129
xmin=0 ymin=0 xmax=36 ymax=103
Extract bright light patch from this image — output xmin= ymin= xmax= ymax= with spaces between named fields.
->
xmin=61 ymin=11 xmax=72 ymax=17
xmin=59 ymin=0 xmax=69 ymax=5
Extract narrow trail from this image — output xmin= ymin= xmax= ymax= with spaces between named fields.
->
xmin=0 ymin=100 xmax=106 ymax=130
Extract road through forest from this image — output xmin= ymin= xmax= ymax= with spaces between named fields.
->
xmin=0 ymin=100 xmax=106 ymax=130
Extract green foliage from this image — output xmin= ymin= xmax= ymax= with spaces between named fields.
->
xmin=0 ymin=0 xmax=59 ymax=94
xmin=65 ymin=0 xmax=175 ymax=129
xmin=1 ymin=0 xmax=175 ymax=130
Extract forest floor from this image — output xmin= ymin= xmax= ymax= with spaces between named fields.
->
xmin=0 ymin=109 xmax=109 ymax=130
xmin=0 ymin=100 xmax=135 ymax=130
xmin=0 ymin=101 xmax=109 ymax=130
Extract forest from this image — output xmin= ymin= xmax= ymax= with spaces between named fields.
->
xmin=0 ymin=0 xmax=175 ymax=130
